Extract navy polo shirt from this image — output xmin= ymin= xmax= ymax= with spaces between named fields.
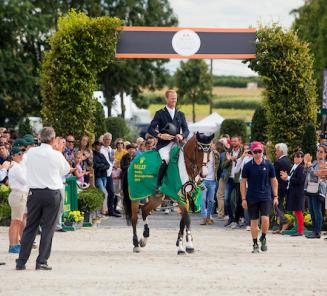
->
xmin=242 ymin=159 xmax=276 ymax=203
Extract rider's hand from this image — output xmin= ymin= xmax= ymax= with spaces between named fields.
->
xmin=175 ymin=134 xmax=183 ymax=142
xmin=159 ymin=133 xmax=175 ymax=141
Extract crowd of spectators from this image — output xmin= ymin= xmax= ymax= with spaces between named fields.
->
xmin=2 ymin=125 xmax=327 ymax=257
xmin=201 ymin=132 xmax=327 ymax=242
xmin=0 ymin=127 xmax=158 ymax=255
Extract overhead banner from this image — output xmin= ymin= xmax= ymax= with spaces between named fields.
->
xmin=116 ymin=26 xmax=256 ymax=59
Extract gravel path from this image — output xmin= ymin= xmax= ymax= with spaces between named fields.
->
xmin=0 ymin=211 xmax=326 ymax=296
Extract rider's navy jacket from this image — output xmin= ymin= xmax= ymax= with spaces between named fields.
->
xmin=147 ymin=107 xmax=189 ymax=150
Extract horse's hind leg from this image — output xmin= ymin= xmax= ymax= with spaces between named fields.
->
xmin=139 ymin=195 xmax=163 ymax=247
xmin=131 ymin=201 xmax=140 ymax=253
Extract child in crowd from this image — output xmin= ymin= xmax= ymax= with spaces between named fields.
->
xmin=74 ymin=151 xmax=89 ymax=186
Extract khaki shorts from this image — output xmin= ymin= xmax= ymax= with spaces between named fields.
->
xmin=8 ymin=191 xmax=28 ymax=221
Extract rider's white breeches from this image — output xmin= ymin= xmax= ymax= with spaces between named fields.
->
xmin=158 ymin=142 xmax=174 ymax=163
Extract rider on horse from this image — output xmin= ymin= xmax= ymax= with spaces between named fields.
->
xmin=147 ymin=89 xmax=189 ymax=195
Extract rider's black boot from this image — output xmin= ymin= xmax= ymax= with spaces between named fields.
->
xmin=154 ymin=160 xmax=168 ymax=195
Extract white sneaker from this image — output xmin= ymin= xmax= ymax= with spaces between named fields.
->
xmin=231 ymin=222 xmax=241 ymax=229
xmin=164 ymin=209 xmax=170 ymax=215
xmin=230 ymin=222 xmax=237 ymax=229
xmin=246 ymin=226 xmax=251 ymax=231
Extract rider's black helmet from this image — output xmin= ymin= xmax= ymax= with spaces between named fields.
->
xmin=161 ymin=122 xmax=177 ymax=136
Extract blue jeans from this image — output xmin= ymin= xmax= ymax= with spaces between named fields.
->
xmin=224 ymin=178 xmax=240 ymax=221
xmin=201 ymin=180 xmax=217 ymax=218
xmin=308 ymin=194 xmax=323 ymax=234
xmin=96 ymin=177 xmax=107 ymax=195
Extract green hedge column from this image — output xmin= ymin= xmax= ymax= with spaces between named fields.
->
xmin=40 ymin=11 xmax=122 ymax=139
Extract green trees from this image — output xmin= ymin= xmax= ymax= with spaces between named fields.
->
xmin=0 ymin=0 xmax=50 ymax=126
xmin=220 ymin=119 xmax=247 ymax=141
xmin=101 ymin=0 xmax=178 ymax=117
xmin=105 ymin=117 xmax=131 ymax=143
xmin=175 ymin=60 xmax=212 ymax=123
xmin=40 ymin=11 xmax=121 ymax=139
xmin=245 ymin=25 xmax=317 ymax=153
xmin=95 ymin=102 xmax=106 ymax=139
xmin=302 ymin=122 xmax=317 ymax=157
xmin=250 ymin=104 xmax=268 ymax=142
xmin=292 ymin=0 xmax=327 ymax=101
xmin=0 ymin=0 xmax=178 ymax=126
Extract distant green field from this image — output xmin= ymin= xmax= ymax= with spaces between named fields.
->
xmin=147 ymin=87 xmax=263 ymax=122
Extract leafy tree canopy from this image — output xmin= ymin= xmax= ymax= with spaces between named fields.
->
xmin=245 ymin=24 xmax=317 ymax=153
xmin=175 ymin=59 xmax=212 ymax=123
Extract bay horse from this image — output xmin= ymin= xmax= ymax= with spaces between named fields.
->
xmin=123 ymin=132 xmax=214 ymax=254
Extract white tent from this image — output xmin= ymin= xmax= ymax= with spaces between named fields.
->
xmin=188 ymin=112 xmax=224 ymax=135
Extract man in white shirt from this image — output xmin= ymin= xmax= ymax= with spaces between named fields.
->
xmin=16 ymin=127 xmax=70 ymax=271
xmin=100 ymin=132 xmax=121 ymax=217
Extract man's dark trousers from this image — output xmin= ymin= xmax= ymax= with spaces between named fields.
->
xmin=16 ymin=188 xmax=61 ymax=266
xmin=106 ymin=176 xmax=115 ymax=214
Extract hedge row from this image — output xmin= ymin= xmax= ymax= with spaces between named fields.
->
xmin=212 ymin=100 xmax=260 ymax=109
xmin=212 ymin=76 xmax=263 ymax=88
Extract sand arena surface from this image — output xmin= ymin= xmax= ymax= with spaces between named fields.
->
xmin=0 ymin=212 xmax=326 ymax=296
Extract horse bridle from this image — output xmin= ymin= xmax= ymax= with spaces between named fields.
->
xmin=184 ymin=139 xmax=212 ymax=180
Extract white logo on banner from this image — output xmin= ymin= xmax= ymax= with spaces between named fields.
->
xmin=172 ymin=29 xmax=201 ymax=56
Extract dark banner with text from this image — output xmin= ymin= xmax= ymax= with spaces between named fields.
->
xmin=116 ymin=27 xmax=256 ymax=59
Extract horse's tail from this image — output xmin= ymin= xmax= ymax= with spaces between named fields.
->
xmin=123 ymin=189 xmax=132 ymax=226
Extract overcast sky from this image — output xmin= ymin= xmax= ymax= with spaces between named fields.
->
xmin=166 ymin=0 xmax=305 ymax=76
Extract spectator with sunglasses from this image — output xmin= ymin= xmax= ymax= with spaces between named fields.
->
xmin=64 ymin=134 xmax=75 ymax=165
xmin=7 ymin=147 xmax=28 ymax=253
xmin=241 ymin=141 xmax=278 ymax=253
xmin=114 ymin=138 xmax=127 ymax=162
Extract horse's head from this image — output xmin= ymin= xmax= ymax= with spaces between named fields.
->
xmin=183 ymin=132 xmax=215 ymax=181
xmin=195 ymin=132 xmax=214 ymax=178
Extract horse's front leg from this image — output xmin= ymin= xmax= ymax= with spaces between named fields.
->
xmin=184 ymin=211 xmax=194 ymax=254
xmin=140 ymin=195 xmax=163 ymax=247
xmin=176 ymin=205 xmax=188 ymax=255
xmin=131 ymin=201 xmax=140 ymax=253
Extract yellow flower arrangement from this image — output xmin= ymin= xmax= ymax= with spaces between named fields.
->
xmin=67 ymin=211 xmax=84 ymax=223
xmin=304 ymin=213 xmax=312 ymax=225
xmin=284 ymin=214 xmax=295 ymax=223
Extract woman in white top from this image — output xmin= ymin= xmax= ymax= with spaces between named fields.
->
xmin=8 ymin=147 xmax=28 ymax=253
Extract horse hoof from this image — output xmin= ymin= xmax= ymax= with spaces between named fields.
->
xmin=186 ymin=247 xmax=194 ymax=254
xmin=133 ymin=247 xmax=141 ymax=253
xmin=139 ymin=239 xmax=146 ymax=248
xmin=177 ymin=250 xmax=186 ymax=255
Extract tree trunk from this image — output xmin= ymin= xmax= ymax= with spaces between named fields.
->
xmin=209 ymin=58 xmax=213 ymax=114
xmin=192 ymin=100 xmax=196 ymax=123
xmin=120 ymin=90 xmax=126 ymax=118
xmin=105 ymin=98 xmax=112 ymax=117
